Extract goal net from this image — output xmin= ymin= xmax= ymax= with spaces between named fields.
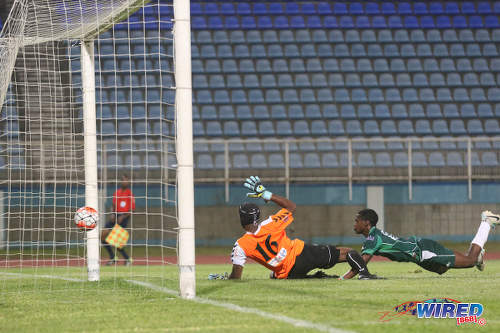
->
xmin=0 ymin=0 xmax=195 ymax=297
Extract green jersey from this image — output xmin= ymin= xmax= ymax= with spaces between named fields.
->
xmin=361 ymin=227 xmax=421 ymax=263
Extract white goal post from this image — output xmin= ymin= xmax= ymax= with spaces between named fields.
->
xmin=173 ymin=0 xmax=196 ymax=299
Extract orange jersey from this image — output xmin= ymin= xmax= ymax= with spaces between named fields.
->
xmin=231 ymin=208 xmax=304 ymax=279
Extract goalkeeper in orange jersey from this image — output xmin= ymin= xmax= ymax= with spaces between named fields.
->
xmin=210 ymin=176 xmax=381 ymax=280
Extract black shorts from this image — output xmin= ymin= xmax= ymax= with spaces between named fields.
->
xmin=104 ymin=214 xmax=130 ymax=229
xmin=287 ymin=244 xmax=340 ymax=279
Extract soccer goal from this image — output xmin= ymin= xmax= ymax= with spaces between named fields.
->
xmin=0 ymin=0 xmax=195 ymax=298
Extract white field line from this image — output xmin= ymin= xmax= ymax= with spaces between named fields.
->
xmin=0 ymin=272 xmax=85 ymax=282
xmin=127 ymin=279 xmax=354 ymax=333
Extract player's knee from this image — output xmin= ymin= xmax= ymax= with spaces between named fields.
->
xmin=337 ymin=247 xmax=353 ymax=262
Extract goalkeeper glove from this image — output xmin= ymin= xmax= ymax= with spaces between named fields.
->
xmin=244 ymin=176 xmax=272 ymax=201
xmin=208 ymin=272 xmax=228 ymax=280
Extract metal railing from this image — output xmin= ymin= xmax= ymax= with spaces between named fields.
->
xmin=3 ymin=136 xmax=499 ymax=202
xmin=189 ymin=136 xmax=500 ymax=202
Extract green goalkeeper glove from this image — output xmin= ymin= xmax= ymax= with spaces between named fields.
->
xmin=244 ymin=176 xmax=272 ymax=201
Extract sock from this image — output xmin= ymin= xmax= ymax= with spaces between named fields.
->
xmin=102 ymin=241 xmax=115 ymax=259
xmin=471 ymin=222 xmax=491 ymax=249
xmin=347 ymin=250 xmax=369 ymax=275
xmin=118 ymin=248 xmax=129 ymax=260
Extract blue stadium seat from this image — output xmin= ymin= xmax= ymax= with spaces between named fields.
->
xmin=276 ymin=120 xmax=293 ymax=136
xmin=485 ymin=15 xmax=499 ymax=28
xmin=268 ymin=153 xmax=285 ymax=169
xmin=415 ymin=120 xmax=432 ymax=135
xmin=260 ymin=74 xmax=277 ymax=88
xmin=398 ymin=120 xmax=414 ymax=135
xmin=317 ymin=2 xmax=332 ymax=14
xmin=241 ymin=74 xmax=258 ymax=89
xmin=412 ymin=152 xmax=428 ymax=167
xmin=442 ymin=104 xmax=459 ymax=118
xmin=346 ymin=120 xmax=362 ymax=135
xmin=381 ymin=120 xmax=397 ymax=135
xmin=450 ymin=119 xmax=467 ymax=135
xmin=241 ymin=120 xmax=258 ymax=136
xmin=482 ymin=152 xmax=499 ymax=166
xmin=374 ymin=105 xmax=391 ymax=118
xmin=297 ymin=89 xmax=314 ymax=103
xmin=249 ymin=153 xmax=267 ymax=169
xmin=328 ymin=120 xmax=345 ymax=135
xmin=364 ymin=120 xmax=380 ymax=135
xmin=445 ymin=152 xmax=463 ymax=167
xmin=226 ymin=108 xmax=246 ymax=126
xmin=213 ymin=90 xmax=229 ymax=104
xmin=269 ymin=105 xmax=286 ymax=119
xmin=484 ymin=119 xmax=500 ymax=134
xmin=488 ymin=88 xmax=500 ymax=101
xmin=429 ymin=152 xmax=445 ymax=167
xmin=306 ymin=105 xmax=322 ymax=119
xmin=432 ymin=119 xmax=449 ymax=135
xmin=375 ymin=152 xmax=392 ymax=167
xmin=301 ymin=152 xmax=320 ymax=168
xmin=219 ymin=3 xmax=235 ymax=14
xmin=352 ymin=89 xmax=367 ymax=102
xmin=223 ymin=121 xmax=239 ymax=136
xmin=311 ymin=120 xmax=328 ymax=135
xmin=477 ymin=2 xmax=492 ymax=14
xmin=368 ymin=89 xmax=384 ymax=102
xmin=231 ymin=89 xmax=248 ymax=104
xmin=231 ymin=154 xmax=249 ymax=169
xmin=358 ymin=104 xmax=374 ymax=118
xmin=292 ymin=120 xmax=309 ymax=136
xmin=393 ymin=152 xmax=408 ymax=167
xmin=253 ymin=105 xmax=270 ymax=120
xmin=246 ymin=89 xmax=263 ymax=104
xmin=233 ymin=2 xmax=250 ymax=15
xmin=320 ymin=153 xmax=338 ymax=168
xmin=357 ymin=152 xmax=374 ymax=167
xmin=221 ymin=75 xmax=241 ymax=89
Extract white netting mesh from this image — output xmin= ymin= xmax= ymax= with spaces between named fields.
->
xmin=0 ymin=0 xmax=181 ymax=293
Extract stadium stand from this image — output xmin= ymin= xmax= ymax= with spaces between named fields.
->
xmin=53 ymin=1 xmax=497 ymax=170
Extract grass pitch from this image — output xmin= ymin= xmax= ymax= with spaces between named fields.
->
xmin=1 ymin=260 xmax=500 ymax=333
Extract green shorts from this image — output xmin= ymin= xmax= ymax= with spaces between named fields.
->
xmin=416 ymin=239 xmax=456 ymax=274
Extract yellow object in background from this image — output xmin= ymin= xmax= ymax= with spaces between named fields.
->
xmin=106 ymin=224 xmax=129 ymax=249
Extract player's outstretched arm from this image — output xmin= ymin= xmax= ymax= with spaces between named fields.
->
xmin=340 ymin=254 xmax=372 ymax=280
xmin=244 ymin=176 xmax=296 ymax=212
xmin=229 ymin=264 xmax=243 ymax=279
xmin=269 ymin=193 xmax=296 ymax=213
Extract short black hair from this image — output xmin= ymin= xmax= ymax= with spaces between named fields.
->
xmin=357 ymin=209 xmax=378 ymax=227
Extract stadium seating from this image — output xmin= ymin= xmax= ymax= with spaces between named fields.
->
xmin=74 ymin=1 xmax=500 ymax=170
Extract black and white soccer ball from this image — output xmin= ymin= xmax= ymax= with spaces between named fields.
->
xmin=74 ymin=206 xmax=98 ymax=231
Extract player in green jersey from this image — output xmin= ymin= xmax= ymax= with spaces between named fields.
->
xmin=341 ymin=208 xmax=500 ymax=279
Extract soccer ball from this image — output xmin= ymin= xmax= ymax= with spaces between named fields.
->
xmin=74 ymin=206 xmax=98 ymax=231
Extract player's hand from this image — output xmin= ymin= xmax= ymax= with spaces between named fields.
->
xmin=208 ymin=272 xmax=228 ymax=280
xmin=244 ymin=176 xmax=272 ymax=201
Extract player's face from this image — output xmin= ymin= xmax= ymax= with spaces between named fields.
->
xmin=121 ymin=177 xmax=129 ymax=189
xmin=353 ymin=215 xmax=366 ymax=234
